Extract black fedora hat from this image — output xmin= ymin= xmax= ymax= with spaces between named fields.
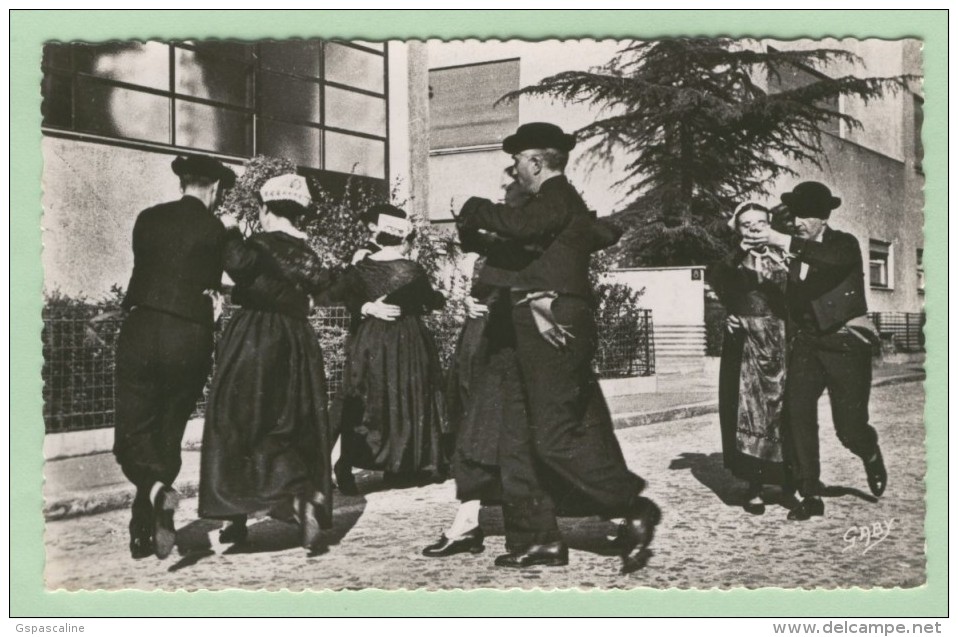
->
xmin=780 ymin=181 xmax=842 ymax=219
xmin=502 ymin=122 xmax=577 ymax=155
xmin=171 ymin=154 xmax=236 ymax=188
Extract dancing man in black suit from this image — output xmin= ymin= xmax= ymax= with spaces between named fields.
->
xmin=457 ymin=123 xmax=661 ymax=573
xmin=114 ymin=155 xmax=236 ymax=559
xmin=745 ymin=181 xmax=887 ymax=521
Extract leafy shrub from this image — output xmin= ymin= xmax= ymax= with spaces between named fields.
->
xmin=593 ymin=280 xmax=651 ymax=378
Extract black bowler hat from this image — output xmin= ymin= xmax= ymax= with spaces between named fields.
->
xmin=780 ymin=181 xmax=842 ymax=219
xmin=502 ymin=122 xmax=577 ymax=155
xmin=171 ymin=154 xmax=236 ymax=188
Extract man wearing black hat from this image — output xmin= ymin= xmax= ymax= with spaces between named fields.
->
xmin=745 ymin=181 xmax=887 ymax=521
xmin=456 ymin=123 xmax=660 ymax=574
xmin=114 ymin=154 xmax=236 ymax=559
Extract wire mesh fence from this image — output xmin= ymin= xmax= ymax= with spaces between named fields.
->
xmin=594 ymin=308 xmax=655 ymax=378
xmin=43 ymin=304 xmax=655 ymax=434
xmin=868 ymin=311 xmax=925 ymax=353
xmin=41 ymin=311 xmax=124 ymax=433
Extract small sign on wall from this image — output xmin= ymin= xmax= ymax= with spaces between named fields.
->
xmin=691 ymin=270 xmax=702 ymax=280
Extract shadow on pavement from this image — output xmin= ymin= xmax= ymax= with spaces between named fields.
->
xmin=668 ymin=451 xmax=744 ymax=506
xmin=353 ymin=471 xmax=449 ymax=496
xmin=166 ymin=495 xmax=368 ymax=569
xmin=822 ymin=484 xmax=878 ymax=504
xmin=169 ymin=518 xmax=220 ymax=571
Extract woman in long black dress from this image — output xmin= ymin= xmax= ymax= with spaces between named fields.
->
xmin=706 ymin=202 xmax=790 ymax=514
xmin=326 ymin=205 xmax=448 ymax=492
xmin=198 ymin=174 xmax=332 ymax=550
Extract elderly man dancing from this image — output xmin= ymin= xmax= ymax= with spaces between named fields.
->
xmin=457 ymin=123 xmax=661 ymax=574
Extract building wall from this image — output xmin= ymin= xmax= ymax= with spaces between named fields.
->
xmin=758 ymin=38 xmax=912 ymax=161
xmin=42 ymin=137 xmax=215 ymax=299
xmin=426 ymin=39 xmax=632 ymax=221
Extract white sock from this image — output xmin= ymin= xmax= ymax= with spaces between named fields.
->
xmin=606 ymin=518 xmax=625 ymax=541
xmin=446 ymin=500 xmax=481 ymax=539
xmin=149 ymin=481 xmax=164 ymax=503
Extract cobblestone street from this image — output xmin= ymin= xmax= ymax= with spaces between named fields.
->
xmin=44 ymin=381 xmax=926 ymax=592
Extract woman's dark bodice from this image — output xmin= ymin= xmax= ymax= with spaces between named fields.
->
xmin=706 ymin=250 xmax=788 ymax=319
xmin=317 ymin=256 xmax=445 ymax=326
xmin=225 ymin=230 xmax=332 ymax=318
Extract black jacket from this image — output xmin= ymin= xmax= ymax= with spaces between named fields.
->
xmin=458 ymin=175 xmax=620 ymax=299
xmin=122 ymin=195 xmax=228 ymax=326
xmin=787 ymin=227 xmax=868 ymax=333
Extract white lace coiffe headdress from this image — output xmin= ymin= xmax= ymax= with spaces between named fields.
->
xmin=377 ymin=213 xmax=413 ymax=239
xmin=260 ymin=174 xmax=312 ymax=208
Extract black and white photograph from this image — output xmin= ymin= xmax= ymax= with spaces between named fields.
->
xmin=38 ymin=34 xmax=926 ymax=592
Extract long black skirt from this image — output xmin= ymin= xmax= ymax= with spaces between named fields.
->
xmin=339 ymin=315 xmax=448 ymax=477
xmin=446 ymin=315 xmax=489 ymax=444
xmin=198 ymin=309 xmax=332 ymax=526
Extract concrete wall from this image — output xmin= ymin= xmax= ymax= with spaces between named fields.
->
xmin=41 ymin=137 xmax=220 ymax=299
xmin=426 ymin=39 xmax=632 ymax=221
xmin=607 ymin=267 xmax=707 ymax=363
xmin=608 ymin=267 xmax=705 ymax=326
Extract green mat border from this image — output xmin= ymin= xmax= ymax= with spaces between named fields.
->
xmin=10 ymin=9 xmax=947 ymax=617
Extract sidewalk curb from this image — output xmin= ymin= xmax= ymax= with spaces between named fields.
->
xmin=42 ymin=372 xmax=925 ymax=522
xmin=612 ymin=401 xmax=718 ymax=430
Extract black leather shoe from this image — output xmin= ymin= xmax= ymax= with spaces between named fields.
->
xmin=494 ymin=541 xmax=568 ymax=568
xmin=619 ymin=497 xmax=661 ymax=574
xmin=787 ymin=496 xmax=824 ymax=521
xmin=152 ymin=486 xmax=179 ymax=560
xmin=422 ymin=527 xmax=485 ymax=557
xmin=864 ymin=448 xmax=888 ymax=497
xmin=219 ymin=522 xmax=249 ymax=545
xmin=743 ymin=499 xmax=766 ymax=515
xmin=129 ymin=522 xmax=154 ymax=560
xmin=335 ymin=461 xmax=358 ymax=496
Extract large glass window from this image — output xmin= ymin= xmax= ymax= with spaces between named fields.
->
xmin=325 ymin=42 xmax=385 ymax=93
xmin=41 ymin=40 xmax=388 ymax=180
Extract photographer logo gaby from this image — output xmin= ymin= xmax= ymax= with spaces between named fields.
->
xmin=843 ymin=518 xmax=895 ymax=554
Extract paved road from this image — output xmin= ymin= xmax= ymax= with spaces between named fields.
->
xmin=45 ymin=382 xmax=925 ymax=591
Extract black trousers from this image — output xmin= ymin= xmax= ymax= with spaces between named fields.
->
xmin=114 ymin=307 xmax=214 ymax=520
xmin=499 ymin=295 xmax=645 ymax=550
xmin=784 ymin=330 xmax=879 ymax=496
